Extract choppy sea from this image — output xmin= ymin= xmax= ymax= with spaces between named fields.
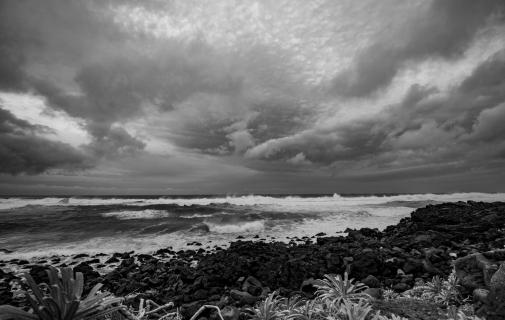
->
xmin=1 ymin=193 xmax=504 ymax=259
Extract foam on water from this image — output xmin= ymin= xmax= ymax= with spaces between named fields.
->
xmin=101 ymin=209 xmax=171 ymax=220
xmin=205 ymin=220 xmax=265 ymax=234
xmin=2 ymin=192 xmax=505 ymax=210
xmin=1 ymin=193 xmax=505 ymax=260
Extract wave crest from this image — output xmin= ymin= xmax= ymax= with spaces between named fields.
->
xmin=101 ymin=209 xmax=171 ymax=220
xmin=205 ymin=220 xmax=265 ymax=234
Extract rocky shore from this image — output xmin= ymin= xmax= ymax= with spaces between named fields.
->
xmin=1 ymin=201 xmax=505 ymax=318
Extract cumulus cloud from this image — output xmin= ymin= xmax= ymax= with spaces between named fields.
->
xmin=247 ymin=47 xmax=505 ymax=179
xmin=1 ymin=0 xmax=505 ymax=192
xmin=332 ymin=0 xmax=505 ymax=97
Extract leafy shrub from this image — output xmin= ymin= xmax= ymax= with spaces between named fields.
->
xmin=337 ymin=300 xmax=372 ymax=320
xmin=382 ymin=289 xmax=399 ymax=301
xmin=372 ymin=313 xmax=408 ymax=320
xmin=314 ymin=273 xmax=369 ymax=306
xmin=402 ymin=270 xmax=463 ymax=305
xmin=286 ymin=299 xmax=321 ymax=320
xmin=0 ymin=266 xmax=122 ymax=320
xmin=446 ymin=305 xmax=484 ymax=320
xmin=247 ymin=292 xmax=284 ymax=320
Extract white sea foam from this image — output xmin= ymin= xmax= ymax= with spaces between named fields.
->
xmin=101 ymin=209 xmax=170 ymax=220
xmin=205 ymin=220 xmax=265 ymax=234
xmin=2 ymin=193 xmax=505 ymax=260
xmin=2 ymin=192 xmax=505 ymax=210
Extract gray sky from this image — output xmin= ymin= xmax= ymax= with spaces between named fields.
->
xmin=1 ymin=0 xmax=505 ymax=195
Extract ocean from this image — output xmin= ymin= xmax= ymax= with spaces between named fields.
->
xmin=1 ymin=193 xmax=505 ymax=260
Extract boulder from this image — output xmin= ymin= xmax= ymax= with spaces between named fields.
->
xmin=455 ymin=251 xmax=503 ymax=291
xmin=242 ymin=276 xmax=263 ymax=296
xmin=230 ymin=289 xmax=258 ymax=305
xmin=490 ymin=263 xmax=505 ymax=290
xmin=473 ymin=288 xmax=489 ymax=303
xmin=221 ymin=306 xmax=240 ymax=320
xmin=29 ymin=265 xmax=49 ymax=284
xmin=361 ymin=275 xmax=380 ymax=288
xmin=300 ymin=278 xmax=318 ymax=296
xmin=364 ymin=288 xmax=382 ymax=300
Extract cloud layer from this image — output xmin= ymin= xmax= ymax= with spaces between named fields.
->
xmin=0 ymin=107 xmax=89 ymax=174
xmin=1 ymin=0 xmax=505 ymax=193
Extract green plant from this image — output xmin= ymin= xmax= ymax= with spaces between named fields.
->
xmin=0 ymin=266 xmax=122 ymax=320
xmin=402 ymin=270 xmax=463 ymax=305
xmin=446 ymin=305 xmax=484 ymax=320
xmin=337 ymin=300 xmax=371 ymax=320
xmin=279 ymin=295 xmax=305 ymax=318
xmin=286 ymin=299 xmax=322 ymax=320
xmin=314 ymin=273 xmax=369 ymax=306
xmin=372 ymin=314 xmax=408 ymax=320
xmin=247 ymin=292 xmax=284 ymax=320
xmin=382 ymin=289 xmax=398 ymax=301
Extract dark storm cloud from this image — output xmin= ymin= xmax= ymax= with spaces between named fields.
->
xmin=0 ymin=107 xmax=90 ymax=174
xmin=248 ymin=49 xmax=505 ymax=179
xmin=0 ymin=0 xmax=146 ymax=158
xmin=332 ymin=0 xmax=505 ymax=97
xmin=1 ymin=0 xmax=505 ymax=193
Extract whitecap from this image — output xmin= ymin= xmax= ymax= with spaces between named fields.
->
xmin=101 ymin=209 xmax=171 ymax=220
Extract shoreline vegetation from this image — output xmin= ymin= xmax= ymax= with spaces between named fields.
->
xmin=1 ymin=201 xmax=505 ymax=319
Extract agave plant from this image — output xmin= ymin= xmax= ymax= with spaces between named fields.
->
xmin=0 ymin=266 xmax=123 ymax=320
xmin=446 ymin=305 xmax=484 ymax=320
xmin=286 ymin=299 xmax=322 ymax=320
xmin=247 ymin=292 xmax=284 ymax=320
xmin=337 ymin=300 xmax=372 ymax=320
xmin=372 ymin=314 xmax=408 ymax=320
xmin=381 ymin=289 xmax=398 ymax=301
xmin=279 ymin=295 xmax=305 ymax=318
xmin=314 ymin=273 xmax=369 ymax=306
xmin=403 ymin=270 xmax=463 ymax=305
xmin=422 ymin=275 xmax=444 ymax=296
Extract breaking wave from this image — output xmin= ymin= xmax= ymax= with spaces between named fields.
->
xmin=1 ymin=192 xmax=505 ymax=258
xmin=1 ymin=192 xmax=505 ymax=210
xmin=101 ymin=209 xmax=172 ymax=220
xmin=205 ymin=220 xmax=265 ymax=234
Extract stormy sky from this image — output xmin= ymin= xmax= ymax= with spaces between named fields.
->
xmin=1 ymin=0 xmax=505 ymax=195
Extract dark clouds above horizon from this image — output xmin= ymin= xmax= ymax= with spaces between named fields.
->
xmin=1 ymin=0 xmax=505 ymax=195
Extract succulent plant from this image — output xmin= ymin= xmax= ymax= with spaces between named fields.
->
xmin=314 ymin=273 xmax=369 ymax=306
xmin=337 ymin=300 xmax=372 ymax=320
xmin=0 ymin=266 xmax=122 ymax=320
xmin=247 ymin=292 xmax=284 ymax=320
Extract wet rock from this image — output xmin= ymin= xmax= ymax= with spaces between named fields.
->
xmin=106 ymin=257 xmax=120 ymax=264
xmin=455 ymin=250 xmax=502 ymax=291
xmin=193 ymin=289 xmax=209 ymax=300
xmin=180 ymin=301 xmax=203 ymax=320
xmin=230 ymin=289 xmax=258 ymax=305
xmin=73 ymin=254 xmax=89 ymax=259
xmin=300 ymin=278 xmax=318 ymax=296
xmin=86 ymin=259 xmax=100 ymax=264
xmin=364 ymin=288 xmax=382 ymax=300
xmin=490 ymin=262 xmax=505 ymax=289
xmin=393 ymin=282 xmax=410 ymax=292
xmin=242 ymin=276 xmax=263 ymax=296
xmin=361 ymin=275 xmax=380 ymax=288
xmin=221 ymin=306 xmax=240 ymax=320
xmin=29 ymin=265 xmax=49 ymax=284
xmin=74 ymin=262 xmax=99 ymax=281
xmin=474 ymin=288 xmax=489 ymax=303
